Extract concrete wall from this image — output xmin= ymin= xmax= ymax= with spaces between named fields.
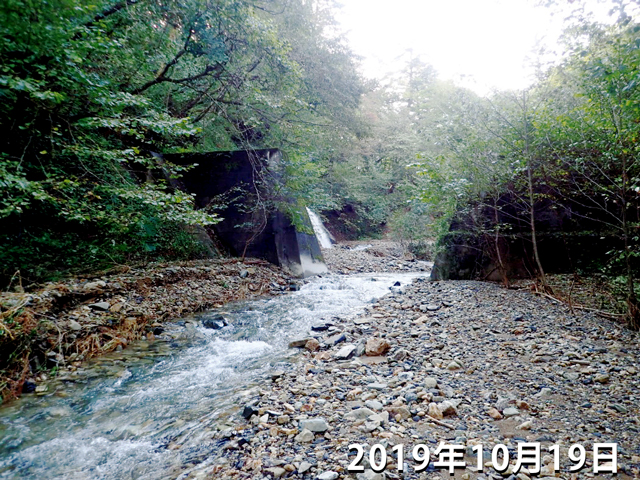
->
xmin=164 ymin=150 xmax=327 ymax=277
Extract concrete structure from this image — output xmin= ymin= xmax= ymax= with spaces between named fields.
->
xmin=164 ymin=149 xmax=328 ymax=277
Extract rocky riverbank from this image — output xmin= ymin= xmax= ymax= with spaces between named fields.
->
xmin=208 ymin=278 xmax=640 ymax=480
xmin=321 ymin=241 xmax=432 ymax=274
xmin=0 ymin=259 xmax=292 ymax=402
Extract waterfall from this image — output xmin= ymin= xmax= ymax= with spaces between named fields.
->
xmin=306 ymin=208 xmax=333 ymax=249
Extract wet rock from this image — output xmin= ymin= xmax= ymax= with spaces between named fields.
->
xmin=202 ymin=315 xmax=228 ymax=329
xmin=327 ymin=332 xmax=347 ymax=345
xmin=289 ymin=338 xmax=311 ymax=348
xmin=22 ymin=381 xmax=36 ymax=393
xmin=35 ymin=385 xmax=48 ymax=396
xmin=365 ymin=338 xmax=390 ymax=356
xmin=242 ymin=405 xmax=259 ymax=419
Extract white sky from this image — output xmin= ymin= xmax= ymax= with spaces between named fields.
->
xmin=335 ymin=0 xmax=614 ymax=94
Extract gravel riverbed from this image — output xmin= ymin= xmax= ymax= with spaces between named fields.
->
xmin=3 ymin=242 xmax=639 ymax=480
xmin=202 ymin=246 xmax=640 ymax=480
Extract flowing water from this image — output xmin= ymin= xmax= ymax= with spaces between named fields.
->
xmin=0 ymin=272 xmax=426 ymax=480
xmin=306 ymin=209 xmax=333 ymax=249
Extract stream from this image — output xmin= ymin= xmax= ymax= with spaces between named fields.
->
xmin=0 ymin=272 xmax=425 ymax=479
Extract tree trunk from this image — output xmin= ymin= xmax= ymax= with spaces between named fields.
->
xmin=522 ymin=91 xmax=551 ymax=293
xmin=621 ymin=153 xmax=639 ymax=329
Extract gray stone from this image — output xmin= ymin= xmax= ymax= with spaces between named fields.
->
xmin=345 ymin=407 xmax=375 ymax=420
xmin=295 ymin=428 xmax=314 ymax=443
xmin=503 ymin=407 xmax=519 ymax=417
xmin=365 ymin=399 xmax=383 ymax=411
xmin=364 ymin=419 xmax=381 ymax=432
xmin=317 ymin=472 xmax=339 ymax=480
xmin=357 ymin=470 xmax=385 ymax=480
xmin=334 ymin=344 xmax=357 ymax=360
xmin=266 ymin=467 xmax=286 ymax=478
xmin=83 ymin=281 xmax=106 ymax=291
xmin=424 ymin=377 xmax=438 ymax=389
xmin=447 ymin=360 xmax=462 ymax=370
xmin=299 ymin=461 xmax=312 ymax=473
xmin=353 ymin=317 xmax=371 ymax=325
xmin=496 ymin=397 xmax=515 ymax=410
xmin=368 ymin=411 xmax=389 ymax=424
xmin=242 ymin=404 xmax=259 ymax=419
xmin=534 ymin=388 xmax=553 ymax=398
xmin=611 ymin=404 xmax=628 ymax=413
xmin=203 ymin=314 xmax=228 ymax=329
xmin=328 ymin=332 xmax=347 ymax=345
xmin=392 ymin=349 xmax=409 ymax=361
xmin=563 ymin=371 xmax=580 ymax=381
xmin=299 ymin=418 xmax=329 ymax=432
xmin=439 ymin=400 xmax=457 ymax=416
xmin=68 ymin=320 xmax=82 ymax=331
xmin=367 ymin=382 xmax=388 ymax=390
xmin=88 ymin=302 xmax=110 ymax=311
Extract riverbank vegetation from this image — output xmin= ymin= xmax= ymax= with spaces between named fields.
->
xmin=0 ymin=0 xmax=365 ymax=285
xmin=1 ymin=0 xmax=638 ymax=330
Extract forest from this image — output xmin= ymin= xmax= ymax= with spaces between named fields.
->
xmin=0 ymin=0 xmax=638 ymax=328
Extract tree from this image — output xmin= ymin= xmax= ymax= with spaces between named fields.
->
xmin=0 ymin=0 xmax=366 ymax=283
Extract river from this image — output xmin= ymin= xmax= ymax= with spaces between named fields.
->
xmin=0 ymin=272 xmax=426 ymax=479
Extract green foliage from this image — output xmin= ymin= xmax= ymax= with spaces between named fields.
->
xmin=0 ymin=0 xmax=365 ymax=284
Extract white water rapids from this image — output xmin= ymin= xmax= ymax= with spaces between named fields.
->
xmin=0 ymin=272 xmax=426 ymax=479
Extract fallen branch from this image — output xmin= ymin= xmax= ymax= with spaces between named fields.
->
xmin=531 ymin=290 xmax=624 ymax=320
xmin=425 ymin=415 xmax=455 ymax=430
